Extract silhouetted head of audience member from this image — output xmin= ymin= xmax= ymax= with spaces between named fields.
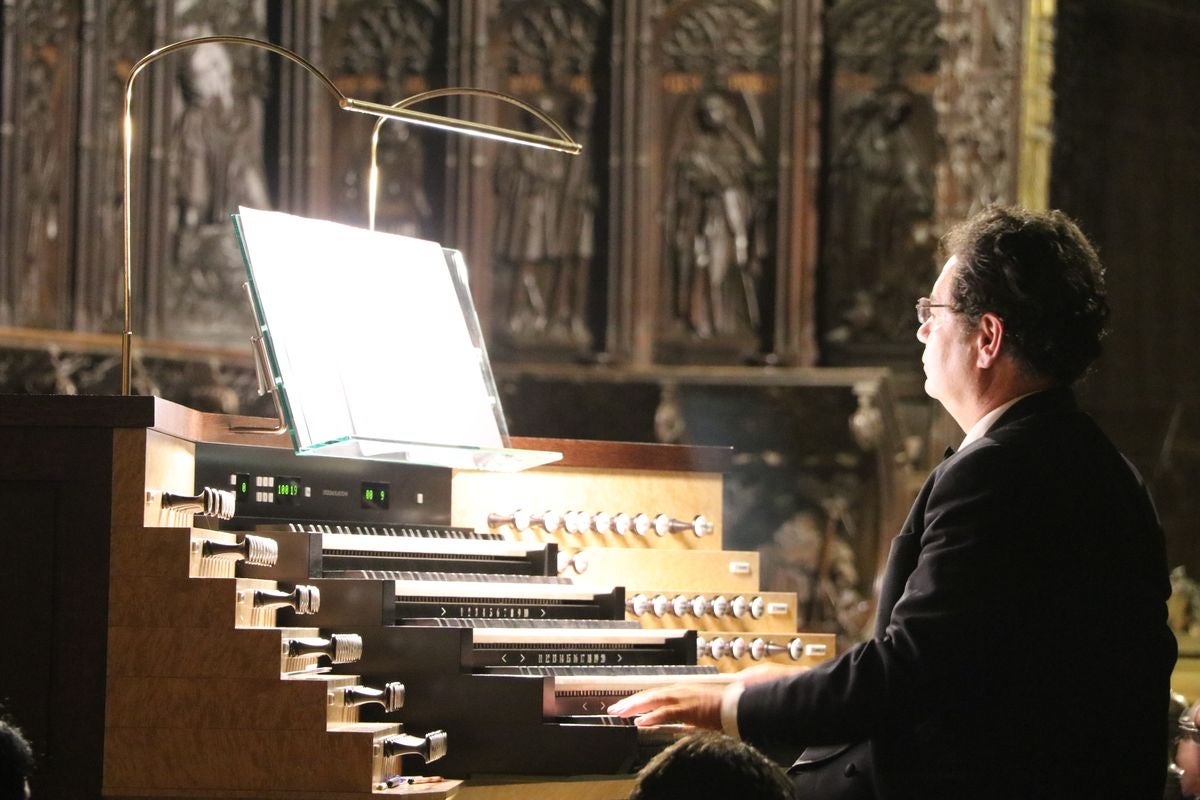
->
xmin=0 ymin=717 xmax=33 ymax=800
xmin=629 ymin=732 xmax=794 ymax=800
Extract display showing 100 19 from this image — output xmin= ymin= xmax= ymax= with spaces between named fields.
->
xmin=274 ymin=477 xmax=301 ymax=506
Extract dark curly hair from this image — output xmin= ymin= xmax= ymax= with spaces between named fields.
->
xmin=629 ymin=732 xmax=794 ymax=800
xmin=940 ymin=206 xmax=1110 ymax=384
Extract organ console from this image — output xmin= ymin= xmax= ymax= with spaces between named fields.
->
xmin=0 ymin=394 xmax=835 ymax=798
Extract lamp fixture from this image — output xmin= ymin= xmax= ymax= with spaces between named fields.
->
xmin=365 ymin=87 xmax=579 ymax=231
xmin=121 ymin=35 xmax=581 ymax=395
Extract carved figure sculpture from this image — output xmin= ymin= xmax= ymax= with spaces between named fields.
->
xmin=174 ymin=41 xmax=269 ymax=231
xmin=825 ymin=86 xmax=933 ymax=344
xmin=665 ymin=92 xmax=766 ymax=339
xmin=494 ymin=89 xmax=594 ymax=341
xmin=546 ymin=90 xmax=596 ymax=343
xmin=167 ymin=36 xmax=270 ymax=340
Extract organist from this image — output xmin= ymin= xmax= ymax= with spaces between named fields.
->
xmin=611 ymin=206 xmax=1177 ymax=799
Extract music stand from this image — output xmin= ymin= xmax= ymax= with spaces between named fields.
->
xmin=233 ymin=206 xmax=561 ymax=471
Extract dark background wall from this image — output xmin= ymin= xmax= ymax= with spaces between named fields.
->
xmin=1052 ymin=0 xmax=1200 ymax=578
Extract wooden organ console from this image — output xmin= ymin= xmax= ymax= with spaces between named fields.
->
xmin=0 ymin=395 xmax=834 ymax=799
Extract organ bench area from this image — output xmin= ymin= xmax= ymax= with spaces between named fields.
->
xmin=0 ymin=395 xmax=834 ymax=799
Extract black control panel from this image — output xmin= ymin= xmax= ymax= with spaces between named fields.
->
xmin=194 ymin=442 xmax=452 ymax=528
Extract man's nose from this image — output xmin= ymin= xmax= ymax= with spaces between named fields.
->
xmin=916 ymin=319 xmax=931 ymax=344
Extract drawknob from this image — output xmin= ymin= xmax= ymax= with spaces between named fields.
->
xmin=342 ymin=681 xmax=405 ymax=713
xmin=200 ymin=535 xmax=278 ymax=567
xmin=253 ymin=585 xmax=320 ymax=614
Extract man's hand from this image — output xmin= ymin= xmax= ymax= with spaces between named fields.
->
xmin=607 ymin=683 xmax=725 ymax=729
xmin=736 ymin=662 xmax=808 ymax=685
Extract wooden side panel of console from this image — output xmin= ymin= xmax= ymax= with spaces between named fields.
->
xmin=102 ymin=429 xmax=457 ymax=798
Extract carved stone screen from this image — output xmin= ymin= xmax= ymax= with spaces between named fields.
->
xmin=818 ymin=0 xmax=940 ymax=367
xmin=484 ymin=1 xmax=609 ymax=361
xmin=648 ymin=2 xmax=781 ymax=363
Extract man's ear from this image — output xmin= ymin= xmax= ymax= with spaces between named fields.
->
xmin=975 ymin=312 xmax=1004 ymax=368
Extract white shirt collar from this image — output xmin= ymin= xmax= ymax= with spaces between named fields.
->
xmin=959 ymin=391 xmax=1038 ymax=449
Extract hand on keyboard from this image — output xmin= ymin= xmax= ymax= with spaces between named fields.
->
xmin=607 ymin=683 xmax=724 ymax=730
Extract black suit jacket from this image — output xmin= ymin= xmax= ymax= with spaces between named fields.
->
xmin=738 ymin=388 xmax=1177 ymax=799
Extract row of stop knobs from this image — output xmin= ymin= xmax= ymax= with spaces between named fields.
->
xmin=628 ymin=593 xmax=766 ymax=619
xmin=699 ymin=635 xmax=809 ymax=662
xmin=489 ymin=509 xmax=713 ymax=538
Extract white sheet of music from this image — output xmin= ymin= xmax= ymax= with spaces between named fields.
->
xmin=235 ymin=206 xmax=504 ymax=456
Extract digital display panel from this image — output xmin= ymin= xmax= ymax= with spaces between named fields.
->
xmin=275 ymin=476 xmax=301 ymax=506
xmin=361 ymin=481 xmax=390 ymax=510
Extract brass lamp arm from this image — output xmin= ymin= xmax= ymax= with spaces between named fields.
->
xmin=367 ymin=87 xmax=581 ymax=231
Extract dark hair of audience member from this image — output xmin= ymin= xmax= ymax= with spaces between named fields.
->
xmin=629 ymin=732 xmax=794 ymax=800
xmin=0 ymin=717 xmax=33 ymax=800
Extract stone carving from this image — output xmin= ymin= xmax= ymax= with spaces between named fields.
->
xmin=664 ymin=91 xmax=769 ymax=338
xmin=73 ymin=0 xmax=154 ymax=333
xmin=331 ymin=0 xmax=441 ymax=236
xmin=653 ymin=383 xmax=687 ymax=444
xmin=659 ymin=0 xmax=776 ymax=75
xmin=337 ymin=0 xmax=439 ymax=81
xmin=492 ymin=1 xmax=603 ymax=345
xmin=823 ymin=86 xmax=936 ymax=345
xmin=655 ymin=1 xmax=778 ymax=345
xmin=849 ymin=381 xmax=885 ymax=451
xmin=2 ymin=0 xmax=73 ymax=329
xmin=759 ymin=495 xmax=872 ymax=643
xmin=161 ymin=0 xmax=270 ymax=344
xmin=820 ymin=0 xmax=939 ymax=353
xmin=0 ymin=346 xmax=119 ymax=396
xmin=495 ymin=91 xmax=579 ymax=338
xmin=824 ymin=0 xmax=939 ymax=80
xmin=501 ymin=0 xmax=605 ymax=74
xmin=0 ymin=341 xmax=267 ymax=415
xmin=934 ymin=0 xmax=1021 ymax=221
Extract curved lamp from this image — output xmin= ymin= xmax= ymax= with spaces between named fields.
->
xmin=366 ymin=87 xmax=577 ymax=231
xmin=121 ymin=35 xmax=581 ymax=395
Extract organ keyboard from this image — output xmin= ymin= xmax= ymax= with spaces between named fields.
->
xmin=240 ymin=525 xmax=559 ymax=577
xmin=544 ymin=668 xmax=733 ymax=716
xmin=0 ymin=396 xmax=835 ymax=799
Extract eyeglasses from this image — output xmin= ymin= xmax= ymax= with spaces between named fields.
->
xmin=915 ymin=297 xmax=956 ymax=325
